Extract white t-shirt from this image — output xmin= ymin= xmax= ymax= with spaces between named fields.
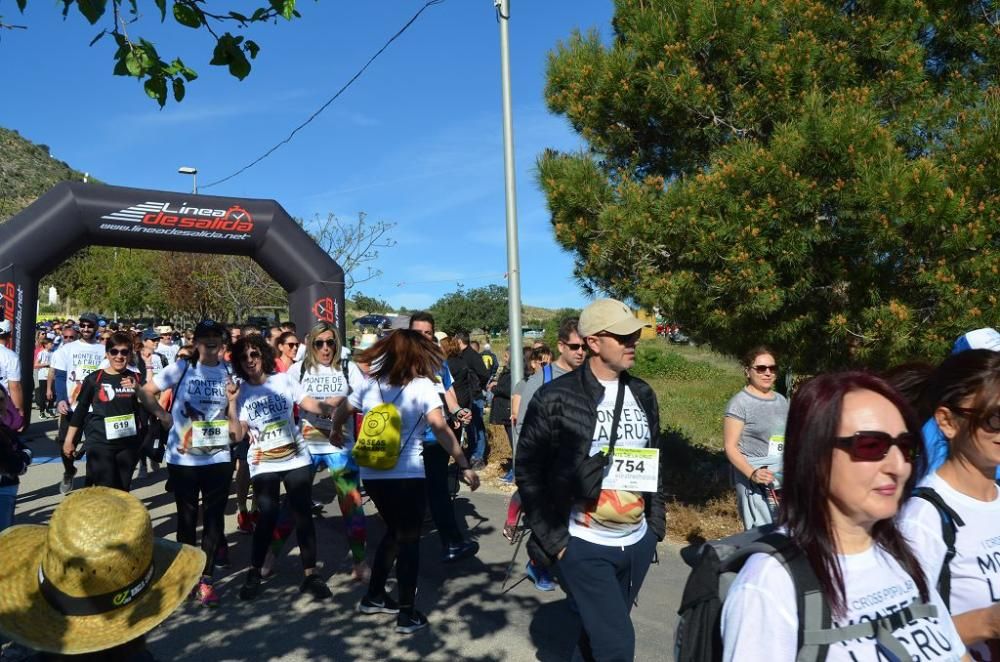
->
xmin=900 ymin=472 xmax=1000 ymax=661
xmin=156 ymin=341 xmax=179 ymax=363
xmin=142 ymin=351 xmax=169 ymax=378
xmin=348 ymin=376 xmax=442 ymax=481
xmin=289 ymin=360 xmax=362 ymax=455
xmin=722 ymin=544 xmax=966 ymax=662
xmin=35 ymin=349 xmax=51 ymax=383
xmin=0 ymin=345 xmax=21 ymax=391
xmin=154 ymin=360 xmax=232 ymax=467
xmin=568 ymin=379 xmax=650 ymax=547
xmin=237 ymin=372 xmax=311 ymax=479
xmin=50 ymin=340 xmax=105 ymax=410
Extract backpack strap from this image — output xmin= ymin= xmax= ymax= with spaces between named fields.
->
xmin=542 ymin=364 xmax=553 ymax=384
xmin=799 ymin=602 xmax=937 ymax=662
xmin=912 ymin=486 xmax=964 ymax=608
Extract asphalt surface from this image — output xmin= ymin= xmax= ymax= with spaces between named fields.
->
xmin=8 ymin=415 xmax=687 ymax=662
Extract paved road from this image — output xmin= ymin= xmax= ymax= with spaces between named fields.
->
xmin=10 ymin=417 xmax=688 ymax=661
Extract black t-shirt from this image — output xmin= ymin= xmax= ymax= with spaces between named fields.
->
xmin=69 ymin=369 xmax=143 ymax=447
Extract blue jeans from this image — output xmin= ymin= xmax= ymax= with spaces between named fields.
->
xmin=0 ymin=484 xmax=18 ymax=532
xmin=470 ymin=397 xmax=487 ymax=462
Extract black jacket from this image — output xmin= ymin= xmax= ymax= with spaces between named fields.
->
xmin=460 ymin=346 xmax=490 ymax=391
xmin=488 ymin=368 xmax=512 ymax=424
xmin=515 ymin=362 xmax=666 ymax=565
xmin=0 ymin=425 xmax=31 ymax=488
xmin=446 ymin=356 xmax=474 ymax=408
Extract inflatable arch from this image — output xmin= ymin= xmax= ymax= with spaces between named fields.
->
xmin=0 ymin=182 xmax=345 ymax=422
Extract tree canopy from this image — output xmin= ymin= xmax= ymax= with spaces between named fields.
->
xmin=431 ymin=285 xmax=509 ymax=335
xmin=539 ymin=0 xmax=1000 ymax=372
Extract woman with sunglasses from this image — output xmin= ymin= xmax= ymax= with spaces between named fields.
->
xmin=331 ymin=330 xmax=480 ymax=634
xmin=227 ymin=333 xmax=337 ymax=603
xmin=898 ymin=349 xmax=1000 ymax=660
xmin=722 ymin=372 xmax=969 ymax=661
xmin=138 ymin=319 xmax=232 ymax=607
xmin=61 ymin=331 xmax=145 ymax=492
xmin=724 ymin=345 xmax=789 ymax=529
xmin=275 ymin=331 xmax=300 ymax=373
xmin=289 ymin=322 xmax=370 ymax=582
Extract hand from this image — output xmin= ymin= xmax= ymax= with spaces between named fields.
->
xmin=226 ymin=382 xmax=239 ymax=403
xmin=460 ymin=468 xmax=480 ymax=491
xmin=456 ymin=408 xmax=472 ymax=425
xmin=62 ymin=440 xmax=75 ymax=458
xmin=329 ymin=427 xmax=345 ymax=448
xmin=751 ymin=467 xmax=775 ymax=485
xmin=46 ymin=390 xmax=54 ymax=401
xmin=57 ymin=400 xmax=70 ymax=416
xmin=158 ymin=411 xmax=174 ymax=431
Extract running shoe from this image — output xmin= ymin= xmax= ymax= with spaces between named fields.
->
xmin=395 ymin=609 xmax=429 ymax=634
xmin=357 ymin=594 xmax=400 ymax=615
xmin=442 ymin=540 xmax=479 ymax=564
xmin=311 ymin=500 xmax=324 ymax=516
xmin=239 ymin=569 xmax=262 ymax=601
xmin=300 ymin=574 xmax=333 ymax=600
xmin=59 ymin=471 xmax=75 ymax=495
xmin=500 ymin=469 xmax=514 ymax=483
xmin=236 ymin=510 xmax=255 ymax=534
xmin=194 ymin=579 xmax=220 ymax=608
xmin=214 ymin=544 xmax=231 ymax=569
xmin=525 ymin=561 xmax=556 ymax=592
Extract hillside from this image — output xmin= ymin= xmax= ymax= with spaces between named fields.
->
xmin=0 ymin=127 xmax=91 ymax=223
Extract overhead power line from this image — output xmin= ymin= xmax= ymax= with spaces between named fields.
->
xmin=202 ymin=0 xmax=447 ymax=190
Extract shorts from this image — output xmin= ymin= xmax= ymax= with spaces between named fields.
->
xmin=311 ymin=451 xmax=357 ymax=475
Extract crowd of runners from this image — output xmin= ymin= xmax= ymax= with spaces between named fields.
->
xmin=0 ymin=300 xmax=999 ymax=661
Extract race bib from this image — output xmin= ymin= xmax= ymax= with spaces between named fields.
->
xmin=600 ymin=447 xmax=659 ymax=492
xmin=105 ymin=414 xmax=137 ymax=440
xmin=191 ymin=420 xmax=229 ymax=448
xmin=767 ymin=434 xmax=785 ymax=457
xmin=258 ymin=420 xmax=296 ymax=452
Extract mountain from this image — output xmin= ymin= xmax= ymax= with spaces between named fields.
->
xmin=0 ymin=127 xmax=91 ymax=223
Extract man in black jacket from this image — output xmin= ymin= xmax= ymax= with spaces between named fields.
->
xmin=455 ymin=330 xmax=490 ymax=469
xmin=516 ymin=299 xmax=665 ymax=662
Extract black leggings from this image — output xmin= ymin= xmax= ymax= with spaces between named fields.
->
xmin=422 ymin=443 xmax=462 ymax=547
xmin=251 ymin=465 xmax=317 ymax=570
xmin=85 ymin=443 xmax=140 ymax=491
xmin=365 ymin=478 xmax=426 ymax=609
xmin=168 ymin=462 xmax=233 ymax=577
xmin=58 ymin=414 xmax=74 ymax=476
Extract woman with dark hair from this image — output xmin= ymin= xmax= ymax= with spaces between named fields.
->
xmin=289 ymin=322 xmax=369 ymax=582
xmin=722 ymin=371 xmax=968 ymax=661
xmin=331 ymin=330 xmax=480 ymax=634
xmin=63 ymin=331 xmax=145 ymax=492
xmin=899 ymin=350 xmax=1000 ymax=659
xmin=139 ymin=320 xmax=231 ymax=607
xmin=227 ymin=333 xmax=337 ymax=603
xmin=724 ymin=345 xmax=789 ymax=529
xmin=274 ymin=331 xmax=300 ymax=373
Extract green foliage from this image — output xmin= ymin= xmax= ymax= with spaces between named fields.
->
xmin=431 ymin=285 xmax=510 ymax=335
xmin=632 ymin=342 xmax=727 ymax=381
xmin=15 ymin=0 xmax=300 ymax=106
xmin=540 ymin=0 xmax=1000 ymax=373
xmin=351 ymin=292 xmax=391 ymax=314
xmin=541 ymin=307 xmax=581 ymax=348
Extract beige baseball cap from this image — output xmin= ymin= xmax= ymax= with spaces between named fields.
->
xmin=578 ymin=299 xmax=650 ymax=337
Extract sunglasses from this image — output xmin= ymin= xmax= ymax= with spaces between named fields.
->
xmin=950 ymin=407 xmax=1000 ymax=434
xmin=313 ymin=339 xmax=337 ymax=349
xmin=751 ymin=364 xmax=778 ymax=374
xmin=78 ymin=322 xmax=95 ymax=329
xmin=62 ymin=334 xmax=76 ymax=340
xmin=834 ymin=431 xmax=920 ymax=462
xmin=107 ymin=348 xmax=131 ymax=357
xmin=596 ymin=330 xmax=641 ymax=345
xmin=560 ymin=342 xmax=585 ymax=351
xmin=241 ymin=351 xmax=262 ymax=362
xmin=283 ymin=342 xmax=300 ymax=349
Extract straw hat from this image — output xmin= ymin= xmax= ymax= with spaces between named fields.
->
xmin=0 ymin=487 xmax=205 ymax=654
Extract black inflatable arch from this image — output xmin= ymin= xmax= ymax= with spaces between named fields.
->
xmin=0 ymin=182 xmax=345 ymax=422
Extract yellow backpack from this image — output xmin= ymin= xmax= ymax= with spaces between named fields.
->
xmin=352 ymin=383 xmax=422 ymax=470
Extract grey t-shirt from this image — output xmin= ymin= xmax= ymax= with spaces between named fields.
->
xmin=724 ymin=388 xmax=789 ymax=458
xmin=514 ymin=363 xmax=571 ymax=437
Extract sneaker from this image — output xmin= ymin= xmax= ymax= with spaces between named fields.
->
xmin=59 ymin=472 xmax=75 ymax=495
xmin=311 ymin=500 xmax=324 ymax=516
xmin=236 ymin=511 xmax=255 ymax=534
xmin=214 ymin=544 xmax=231 ymax=569
xmin=357 ymin=594 xmax=400 ymax=615
xmin=300 ymin=574 xmax=333 ymax=600
xmin=149 ymin=461 xmax=161 ymax=473
xmin=239 ymin=569 xmax=262 ymax=601
xmin=395 ymin=609 xmax=429 ymax=634
xmin=501 ymin=469 xmax=514 ymax=483
xmin=526 ymin=561 xmax=556 ymax=592
xmin=194 ymin=579 xmax=220 ymax=608
xmin=442 ymin=540 xmax=479 ymax=564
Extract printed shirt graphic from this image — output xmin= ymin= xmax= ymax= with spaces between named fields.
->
xmin=69 ymin=371 xmax=142 ymax=447
xmin=900 ymin=472 xmax=1000 ymax=661
xmin=568 ymin=379 xmax=651 ymax=547
xmin=289 ymin=360 xmax=360 ymax=455
xmin=154 ymin=360 xmax=232 ymax=467
xmin=237 ymin=372 xmax=311 ymax=479
xmin=348 ymin=376 xmax=442 ymax=481
xmin=50 ymin=341 xmax=106 ymax=411
xmin=721 ymin=544 xmax=966 ymax=662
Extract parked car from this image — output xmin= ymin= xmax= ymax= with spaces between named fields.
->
xmin=352 ymin=314 xmax=392 ymax=329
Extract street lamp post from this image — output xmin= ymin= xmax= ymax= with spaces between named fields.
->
xmin=177 ymin=166 xmax=198 ymax=194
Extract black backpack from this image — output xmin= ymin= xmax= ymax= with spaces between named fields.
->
xmin=674 ymin=526 xmax=938 ymax=662
xmin=911 ymin=486 xmax=965 ymax=609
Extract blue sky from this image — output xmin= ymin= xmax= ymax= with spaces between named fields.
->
xmin=1 ymin=0 xmax=615 ymax=311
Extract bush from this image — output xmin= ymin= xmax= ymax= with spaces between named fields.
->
xmin=632 ymin=343 xmax=726 ymax=381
